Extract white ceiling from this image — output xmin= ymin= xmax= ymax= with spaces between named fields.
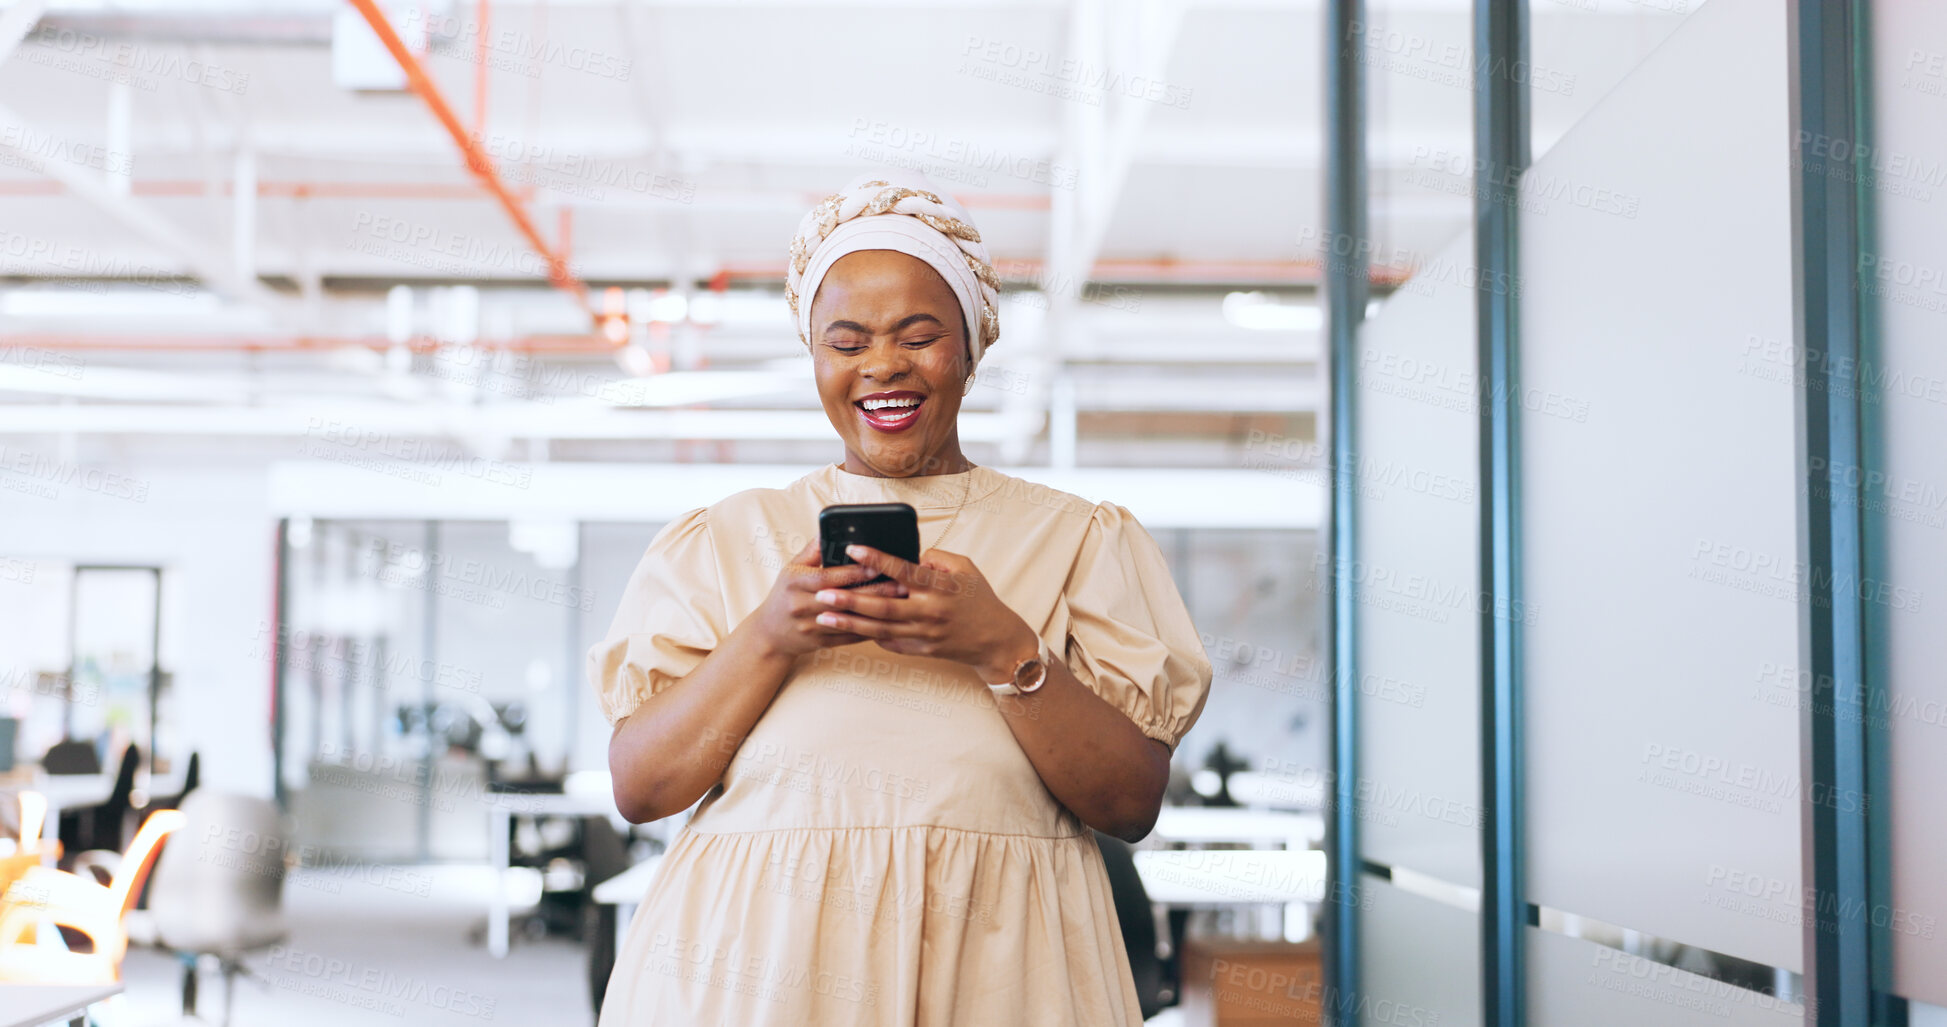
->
xmin=0 ymin=0 xmax=1696 ymax=465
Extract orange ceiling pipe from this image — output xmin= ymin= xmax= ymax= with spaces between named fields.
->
xmin=0 ymin=180 xmax=527 ymax=199
xmin=0 ymin=180 xmax=1049 ymax=207
xmin=6 ymin=334 xmax=623 ymax=353
xmin=344 ymin=0 xmax=590 ymax=320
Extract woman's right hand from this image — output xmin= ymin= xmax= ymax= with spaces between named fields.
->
xmin=750 ymin=543 xmax=907 ymax=658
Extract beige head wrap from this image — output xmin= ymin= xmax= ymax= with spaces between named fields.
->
xmin=786 ymin=170 xmax=1000 ymax=368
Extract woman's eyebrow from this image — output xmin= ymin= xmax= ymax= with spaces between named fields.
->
xmin=822 ymin=313 xmax=946 ymax=337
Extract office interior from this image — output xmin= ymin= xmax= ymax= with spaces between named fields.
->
xmin=0 ymin=0 xmax=1941 ymax=1024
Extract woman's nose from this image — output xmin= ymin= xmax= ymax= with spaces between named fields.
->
xmin=859 ymin=343 xmax=912 ymax=380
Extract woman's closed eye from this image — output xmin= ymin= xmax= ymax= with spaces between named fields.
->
xmin=824 ymin=335 xmax=944 ymax=354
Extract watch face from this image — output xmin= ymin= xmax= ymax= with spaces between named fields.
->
xmin=1015 ymin=658 xmax=1048 ymax=694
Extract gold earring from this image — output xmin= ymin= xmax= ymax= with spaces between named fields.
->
xmin=963 ymin=372 xmax=977 ymax=396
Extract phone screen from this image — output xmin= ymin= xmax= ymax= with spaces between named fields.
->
xmin=819 ymin=503 xmax=920 ymax=585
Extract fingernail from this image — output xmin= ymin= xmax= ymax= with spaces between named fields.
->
xmin=815 ymin=590 xmax=838 ymax=604
xmin=816 ymin=613 xmax=839 ymax=627
xmin=846 ymin=544 xmax=866 ymax=559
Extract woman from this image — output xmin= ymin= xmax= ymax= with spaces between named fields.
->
xmin=593 ymin=170 xmax=1212 ymax=1026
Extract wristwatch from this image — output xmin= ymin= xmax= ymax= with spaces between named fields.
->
xmin=988 ymin=636 xmax=1056 ymax=697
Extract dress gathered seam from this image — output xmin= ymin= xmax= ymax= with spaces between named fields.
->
xmin=682 ymin=822 xmax=1089 ymax=841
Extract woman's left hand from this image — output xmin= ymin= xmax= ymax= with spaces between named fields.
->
xmin=812 ymin=545 xmax=1039 ymax=683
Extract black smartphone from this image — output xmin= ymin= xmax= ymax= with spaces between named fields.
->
xmin=819 ymin=503 xmax=920 ymax=586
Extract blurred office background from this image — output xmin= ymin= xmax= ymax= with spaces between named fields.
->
xmin=0 ymin=0 xmax=1941 ymax=1025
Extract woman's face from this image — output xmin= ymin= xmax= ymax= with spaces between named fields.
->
xmin=809 ymin=250 xmax=971 ymax=477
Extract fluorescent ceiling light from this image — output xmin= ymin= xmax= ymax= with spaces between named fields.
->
xmin=688 ymin=293 xmax=722 ymax=325
xmin=596 ymin=369 xmax=809 ymax=407
xmin=0 ymin=364 xmax=252 ymax=401
xmin=1222 ymin=291 xmax=1322 ymax=332
xmin=647 ymin=294 xmax=688 ymax=323
xmin=1 ymin=288 xmax=222 ymax=318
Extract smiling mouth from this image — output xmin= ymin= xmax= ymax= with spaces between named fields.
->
xmin=855 ymin=393 xmax=925 ymax=433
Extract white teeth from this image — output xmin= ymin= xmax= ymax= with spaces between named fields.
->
xmin=861 ymin=397 xmax=922 ymax=411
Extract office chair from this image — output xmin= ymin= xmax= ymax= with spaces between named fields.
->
xmin=0 ymin=808 xmax=186 ymax=984
xmin=41 ymin=738 xmax=101 ymax=775
xmin=137 ymin=751 xmax=201 ymax=912
xmin=51 ymin=743 xmax=137 ymax=861
xmin=151 ymin=751 xmax=201 ymax=811
xmin=1093 ymin=830 xmax=1173 ymax=1020
xmin=88 ymin=744 xmax=142 ymax=853
xmin=148 ymin=790 xmax=289 ymax=1027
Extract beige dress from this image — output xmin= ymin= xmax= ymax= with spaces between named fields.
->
xmin=590 ymin=463 xmax=1212 ymax=1026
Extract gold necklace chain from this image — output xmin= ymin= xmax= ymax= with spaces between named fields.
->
xmin=839 ymin=463 xmax=976 ymax=554
xmin=929 ymin=468 xmax=975 ymax=554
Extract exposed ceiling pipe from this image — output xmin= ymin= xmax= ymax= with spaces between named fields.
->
xmin=0 ymin=180 xmax=1053 ymax=209
xmin=0 ymin=180 xmax=536 ymax=200
xmin=344 ymin=0 xmax=592 ymax=323
xmin=1 ymin=334 xmax=623 ymax=353
xmin=473 ymin=0 xmax=490 ymax=135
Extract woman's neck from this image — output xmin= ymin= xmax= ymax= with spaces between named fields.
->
xmin=841 ymin=444 xmax=973 ymax=478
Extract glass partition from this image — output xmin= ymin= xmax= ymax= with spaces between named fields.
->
xmin=1870 ymin=0 xmax=1947 ymax=1008
xmin=1520 ymin=0 xmax=1802 ymax=978
xmin=279 ymin=518 xmax=587 ymax=862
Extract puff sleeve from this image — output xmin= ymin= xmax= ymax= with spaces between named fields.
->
xmin=1058 ymin=502 xmax=1214 ymax=753
xmin=587 ymin=508 xmax=727 ymax=727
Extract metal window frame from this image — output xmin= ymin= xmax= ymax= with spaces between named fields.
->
xmin=1473 ymin=1 xmax=1529 ymax=1024
xmin=1322 ymin=0 xmax=1368 ymax=1021
xmin=272 ymin=519 xmax=291 ymax=809
xmin=1324 ymin=2 xmax=1918 ymax=1023
xmin=1788 ymin=2 xmax=1904 ymax=1025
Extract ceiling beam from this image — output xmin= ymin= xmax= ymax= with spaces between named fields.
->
xmin=0 ymin=0 xmax=46 ymax=65
xmin=0 ymin=100 xmax=290 ymax=311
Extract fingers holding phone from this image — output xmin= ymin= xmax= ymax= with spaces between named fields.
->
xmin=819 ymin=503 xmax=920 ymax=587
xmin=750 ymin=543 xmax=887 ymax=657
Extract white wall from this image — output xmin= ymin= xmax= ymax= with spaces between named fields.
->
xmin=2 ymin=459 xmax=276 ymax=796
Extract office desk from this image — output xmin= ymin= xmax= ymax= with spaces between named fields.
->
xmin=591 ymin=855 xmax=665 ymax=956
xmin=485 ymin=791 xmax=622 ymax=958
xmin=0 ymin=983 xmax=122 ymax=1027
xmin=1151 ymin=807 xmax=1324 ymax=849
xmin=1134 ymin=850 xmax=1327 ymax=905
xmin=1134 ymin=849 xmax=1328 ymax=944
xmin=1223 ymin=770 xmax=1326 ymax=810
xmin=33 ymin=776 xmax=113 ymax=835
xmin=6 ymin=767 xmax=188 ymax=863
xmin=0 ymin=775 xmax=108 ymax=868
